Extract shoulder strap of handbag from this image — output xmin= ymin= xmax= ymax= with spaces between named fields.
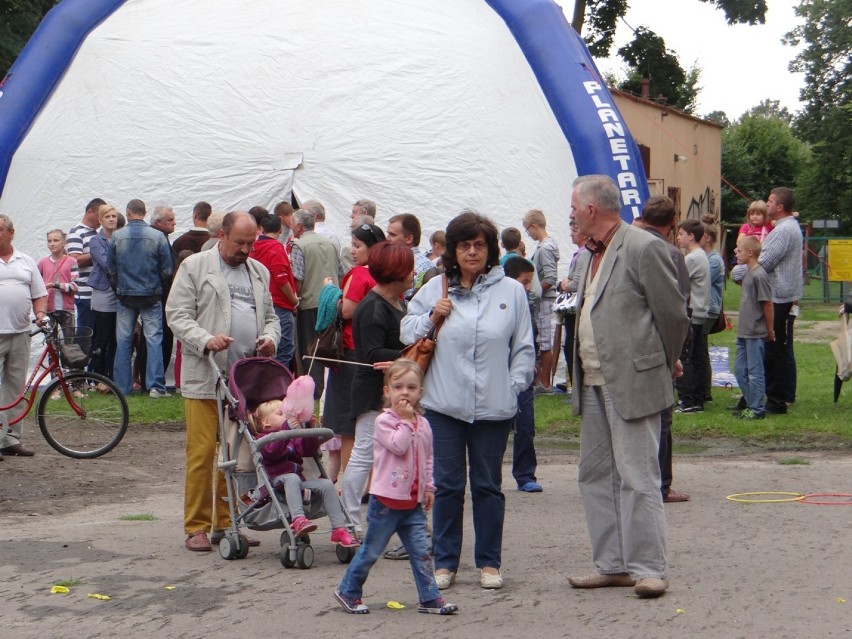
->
xmin=425 ymin=274 xmax=448 ymax=339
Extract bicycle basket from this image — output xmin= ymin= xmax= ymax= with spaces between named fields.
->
xmin=59 ymin=327 xmax=93 ymax=369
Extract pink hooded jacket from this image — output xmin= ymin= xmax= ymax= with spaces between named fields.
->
xmin=370 ymin=408 xmax=435 ymax=504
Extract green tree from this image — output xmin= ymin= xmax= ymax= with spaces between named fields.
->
xmin=1 ymin=0 xmax=57 ymax=76
xmin=571 ymin=0 xmax=767 ymax=58
xmin=720 ymin=110 xmax=810 ymax=222
xmin=704 ymin=110 xmax=731 ymax=128
xmin=784 ymin=0 xmax=851 ymax=225
xmin=616 ymin=27 xmax=701 ymax=113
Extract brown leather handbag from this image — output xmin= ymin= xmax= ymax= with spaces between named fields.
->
xmin=400 ymin=275 xmax=447 ymax=373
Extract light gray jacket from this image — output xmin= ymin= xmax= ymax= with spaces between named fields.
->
xmin=402 ymin=265 xmax=535 ymax=423
xmin=165 ymin=248 xmax=279 ymax=399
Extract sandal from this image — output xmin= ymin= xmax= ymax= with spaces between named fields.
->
xmin=185 ymin=531 xmax=211 ymax=552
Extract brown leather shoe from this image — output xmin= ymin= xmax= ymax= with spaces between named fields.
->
xmin=0 ymin=444 xmax=34 ymax=457
xmin=210 ymin=530 xmax=260 ymax=547
xmin=185 ymin=531 xmax=212 ymax=551
xmin=568 ymin=573 xmax=635 ymax=588
xmin=635 ymin=577 xmax=669 ymax=598
xmin=664 ymin=490 xmax=690 ymax=503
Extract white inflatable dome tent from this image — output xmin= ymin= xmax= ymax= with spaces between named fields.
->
xmin=0 ymin=0 xmax=649 ymax=262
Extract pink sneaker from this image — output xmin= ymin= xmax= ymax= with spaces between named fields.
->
xmin=291 ymin=516 xmax=318 ymax=536
xmin=331 ymin=528 xmax=360 ymax=548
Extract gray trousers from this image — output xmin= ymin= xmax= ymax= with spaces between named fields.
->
xmin=280 ymin=475 xmax=346 ymax=530
xmin=577 ymin=384 xmax=667 ymax=579
xmin=0 ymin=332 xmax=32 ymax=448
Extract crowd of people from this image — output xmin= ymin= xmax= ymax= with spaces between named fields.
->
xmin=0 ymin=177 xmax=806 ymax=610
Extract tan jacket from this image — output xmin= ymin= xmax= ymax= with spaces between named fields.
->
xmin=165 ymin=248 xmax=280 ymax=399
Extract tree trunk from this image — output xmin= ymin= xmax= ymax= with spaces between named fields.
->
xmin=571 ymin=0 xmax=586 ymax=34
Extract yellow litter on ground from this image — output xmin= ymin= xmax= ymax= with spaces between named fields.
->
xmin=50 ymin=586 xmax=70 ymax=594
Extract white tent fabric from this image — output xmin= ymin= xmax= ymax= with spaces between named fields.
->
xmin=1 ymin=0 xmax=578 ymax=266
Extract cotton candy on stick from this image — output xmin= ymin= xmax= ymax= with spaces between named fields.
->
xmin=282 ymin=375 xmax=315 ymax=423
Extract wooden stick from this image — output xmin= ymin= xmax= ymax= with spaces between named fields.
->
xmin=301 ymin=354 xmax=374 ymax=368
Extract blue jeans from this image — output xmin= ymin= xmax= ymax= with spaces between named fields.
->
xmin=273 ymin=306 xmax=296 ymax=369
xmin=75 ymin=298 xmax=95 ymax=332
xmin=734 ymin=337 xmax=766 ymax=415
xmin=75 ymin=298 xmax=95 ymax=371
xmin=114 ymin=300 xmax=165 ymax=395
xmin=512 ymin=386 xmax=537 ymax=487
xmin=426 ymin=409 xmax=512 ymax=571
xmin=338 ymin=497 xmax=439 ymax=604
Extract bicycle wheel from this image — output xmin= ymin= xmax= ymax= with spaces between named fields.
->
xmin=37 ymin=372 xmax=129 ymax=458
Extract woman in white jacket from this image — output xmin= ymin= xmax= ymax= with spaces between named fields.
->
xmin=401 ymin=210 xmax=534 ymax=591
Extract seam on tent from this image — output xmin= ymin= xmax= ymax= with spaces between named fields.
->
xmin=485 ymin=0 xmax=650 ymax=220
xmin=0 ymin=0 xmax=127 ymax=195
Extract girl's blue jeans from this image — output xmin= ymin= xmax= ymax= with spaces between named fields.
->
xmin=338 ymin=496 xmax=439 ymax=604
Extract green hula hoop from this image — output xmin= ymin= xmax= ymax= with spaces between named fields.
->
xmin=726 ymin=491 xmax=805 ymax=503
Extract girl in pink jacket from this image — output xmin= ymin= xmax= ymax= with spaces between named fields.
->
xmin=334 ymin=359 xmax=458 ymax=616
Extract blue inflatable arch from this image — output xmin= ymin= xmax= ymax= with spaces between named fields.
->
xmin=0 ymin=0 xmax=648 ymax=221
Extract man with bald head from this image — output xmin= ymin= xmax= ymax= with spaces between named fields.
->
xmin=567 ymin=175 xmax=688 ymax=599
xmin=166 ymin=211 xmax=279 ymax=551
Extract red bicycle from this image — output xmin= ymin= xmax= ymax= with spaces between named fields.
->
xmin=1 ymin=319 xmax=128 ymax=458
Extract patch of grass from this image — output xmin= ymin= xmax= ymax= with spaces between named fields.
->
xmin=535 ymin=292 xmax=852 ymax=449
xmin=54 ymin=578 xmax=86 ymax=588
xmin=777 ymin=457 xmax=811 ymax=465
xmin=119 ymin=513 xmax=157 ymax=521
xmin=124 ymin=393 xmax=184 ymax=424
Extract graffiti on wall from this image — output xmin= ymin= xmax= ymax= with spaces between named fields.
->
xmin=686 ymin=187 xmax=717 ymax=221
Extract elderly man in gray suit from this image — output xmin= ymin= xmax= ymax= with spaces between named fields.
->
xmin=567 ymin=175 xmax=689 ymax=598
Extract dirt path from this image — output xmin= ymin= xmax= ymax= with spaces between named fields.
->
xmin=2 ymin=423 xmax=851 ymax=638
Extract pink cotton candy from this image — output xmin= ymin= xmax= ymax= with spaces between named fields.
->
xmin=283 ymin=375 xmax=315 ymax=422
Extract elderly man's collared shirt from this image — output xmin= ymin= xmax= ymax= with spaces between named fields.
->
xmin=0 ymin=248 xmax=48 ymax=333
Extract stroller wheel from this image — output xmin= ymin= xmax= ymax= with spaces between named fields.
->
xmin=280 ymin=530 xmax=310 ymax=547
xmin=235 ymin=534 xmax=250 ymax=559
xmin=219 ymin=534 xmax=238 ymax=560
xmin=296 ymin=543 xmax=314 ymax=569
xmin=280 ymin=545 xmax=296 ymax=569
xmin=336 ymin=544 xmax=357 ymax=564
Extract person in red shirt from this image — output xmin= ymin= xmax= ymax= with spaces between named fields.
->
xmin=252 ymin=215 xmax=299 ymax=368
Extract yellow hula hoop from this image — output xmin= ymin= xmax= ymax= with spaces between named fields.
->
xmin=726 ymin=491 xmax=805 ymax=503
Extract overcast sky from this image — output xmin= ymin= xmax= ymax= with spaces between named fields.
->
xmin=554 ymin=0 xmax=806 ymax=121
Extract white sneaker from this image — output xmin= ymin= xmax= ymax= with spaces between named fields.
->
xmin=480 ymin=569 xmax=503 ymax=589
xmin=149 ymin=389 xmax=172 ymax=398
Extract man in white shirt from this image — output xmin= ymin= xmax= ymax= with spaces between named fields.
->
xmin=0 ymin=214 xmax=48 ymax=458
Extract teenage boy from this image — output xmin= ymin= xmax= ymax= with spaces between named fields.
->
xmin=733 ymin=236 xmax=774 ymax=419
xmin=499 ymin=227 xmax=523 ymax=264
xmin=674 ymin=219 xmax=710 ymax=413
xmin=523 ymin=209 xmax=559 ymax=393
xmin=503 ymin=256 xmax=542 ymax=492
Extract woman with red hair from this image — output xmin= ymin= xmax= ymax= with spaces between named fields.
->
xmin=341 ymin=242 xmax=415 ymax=534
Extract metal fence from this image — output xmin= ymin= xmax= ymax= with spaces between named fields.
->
xmin=722 ymin=227 xmax=849 ymax=304
xmin=804 ymin=235 xmax=849 ymax=303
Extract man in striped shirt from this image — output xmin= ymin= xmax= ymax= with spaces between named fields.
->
xmin=67 ymin=198 xmax=105 ymax=334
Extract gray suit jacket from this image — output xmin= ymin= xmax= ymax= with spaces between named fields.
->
xmin=572 ymin=222 xmax=689 ymax=421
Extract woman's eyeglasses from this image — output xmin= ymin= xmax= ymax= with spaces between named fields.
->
xmin=456 ymin=240 xmax=487 ymax=253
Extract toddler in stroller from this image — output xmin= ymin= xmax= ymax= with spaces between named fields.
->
xmin=214 ymin=356 xmax=359 ymax=567
xmin=254 ymin=398 xmax=360 ymax=548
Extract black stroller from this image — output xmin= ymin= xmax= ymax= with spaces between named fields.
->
xmin=210 ymin=355 xmax=358 ymax=568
